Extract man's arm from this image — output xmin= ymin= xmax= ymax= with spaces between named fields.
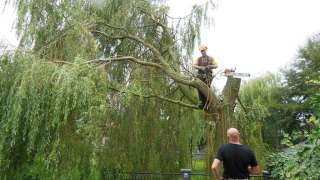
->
xmin=207 ymin=57 xmax=218 ymax=69
xmin=192 ymin=58 xmax=204 ymax=70
xmin=192 ymin=64 xmax=206 ymax=70
xmin=211 ymin=158 xmax=223 ymax=180
xmin=206 ymin=64 xmax=218 ymax=69
xmin=248 ymin=149 xmax=259 ymax=175
xmin=193 ymin=64 xmax=217 ymax=71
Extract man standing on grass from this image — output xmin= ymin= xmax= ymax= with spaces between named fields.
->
xmin=211 ymin=128 xmax=259 ymax=180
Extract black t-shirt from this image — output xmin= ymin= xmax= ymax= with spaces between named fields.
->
xmin=216 ymin=143 xmax=258 ymax=179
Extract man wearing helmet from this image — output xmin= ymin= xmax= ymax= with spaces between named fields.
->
xmin=193 ymin=46 xmax=218 ymax=109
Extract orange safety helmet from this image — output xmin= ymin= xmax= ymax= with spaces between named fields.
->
xmin=199 ymin=45 xmax=208 ymax=51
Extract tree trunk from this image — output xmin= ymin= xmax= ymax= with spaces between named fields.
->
xmin=205 ymin=77 xmax=241 ymax=171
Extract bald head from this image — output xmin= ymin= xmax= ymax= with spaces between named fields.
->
xmin=227 ymin=128 xmax=240 ymax=144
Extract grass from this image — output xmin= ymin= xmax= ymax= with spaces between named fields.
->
xmin=192 ymin=159 xmax=206 ymax=172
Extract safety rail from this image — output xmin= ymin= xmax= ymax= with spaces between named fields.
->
xmin=102 ymin=169 xmax=272 ymax=180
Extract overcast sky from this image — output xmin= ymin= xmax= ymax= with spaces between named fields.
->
xmin=167 ymin=0 xmax=320 ymax=89
xmin=1 ymin=0 xmax=320 ymax=89
xmin=0 ymin=1 xmax=17 ymax=49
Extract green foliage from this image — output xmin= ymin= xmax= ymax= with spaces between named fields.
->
xmin=237 ymin=34 xmax=320 ymax=154
xmin=265 ymin=34 xmax=320 ymax=179
xmin=235 ymin=73 xmax=284 ymax=167
xmin=267 ymin=113 xmax=320 ymax=178
xmin=0 ymin=54 xmax=108 ymax=179
xmin=6 ymin=0 xmax=213 ymax=61
xmin=0 ymin=54 xmax=204 ymax=179
xmin=281 ymin=33 xmax=320 ymax=132
xmin=1 ymin=0 xmax=215 ymax=178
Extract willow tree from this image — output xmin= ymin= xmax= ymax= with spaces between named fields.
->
xmin=1 ymin=0 xmax=247 ymax=178
xmin=232 ymin=73 xmax=285 ymax=168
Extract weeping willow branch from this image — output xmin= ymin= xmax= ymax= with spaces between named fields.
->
xmin=89 ymin=55 xmax=219 ymax=109
xmin=95 ymin=21 xmax=127 ymax=31
xmin=139 ymin=8 xmax=171 ymax=35
xmin=108 ymin=86 xmax=198 ymax=109
xmin=88 ymin=56 xmax=162 ymax=69
xmin=97 ymin=19 xmax=158 ymax=31
xmin=178 ymin=85 xmax=198 ymax=104
xmin=88 ymin=56 xmax=197 ymax=87
xmin=138 ymin=8 xmax=179 ymax=63
xmin=92 ymin=27 xmax=219 ymax=108
xmin=47 ymin=61 xmax=74 ymax=65
xmin=93 ymin=30 xmax=162 ymax=59
xmin=93 ymin=30 xmax=199 ymax=84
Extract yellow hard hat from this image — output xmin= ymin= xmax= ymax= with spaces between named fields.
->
xmin=199 ymin=46 xmax=208 ymax=51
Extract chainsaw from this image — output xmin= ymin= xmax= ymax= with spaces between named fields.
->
xmin=223 ymin=68 xmax=250 ymax=78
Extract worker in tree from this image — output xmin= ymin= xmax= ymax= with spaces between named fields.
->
xmin=193 ymin=46 xmax=218 ymax=109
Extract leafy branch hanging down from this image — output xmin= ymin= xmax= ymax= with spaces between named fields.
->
xmin=107 ymin=86 xmax=198 ymax=109
xmin=0 ymin=1 xmax=261 ymax=179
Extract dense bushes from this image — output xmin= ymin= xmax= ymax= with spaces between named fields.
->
xmin=267 ymin=94 xmax=320 ymax=178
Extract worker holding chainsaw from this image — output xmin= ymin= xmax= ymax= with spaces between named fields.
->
xmin=193 ymin=46 xmax=218 ymax=109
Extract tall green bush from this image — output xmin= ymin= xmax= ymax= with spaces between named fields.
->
xmin=267 ymin=92 xmax=320 ymax=178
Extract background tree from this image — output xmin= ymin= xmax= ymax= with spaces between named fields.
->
xmin=267 ymin=92 xmax=320 ymax=179
xmin=232 ymin=73 xmax=284 ymax=166
xmin=266 ymin=33 xmax=320 ymax=179
xmin=281 ymin=33 xmax=320 ymax=133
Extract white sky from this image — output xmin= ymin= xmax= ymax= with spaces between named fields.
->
xmin=168 ymin=0 xmax=320 ymax=89
xmin=1 ymin=0 xmax=320 ymax=89
xmin=0 ymin=1 xmax=17 ymax=49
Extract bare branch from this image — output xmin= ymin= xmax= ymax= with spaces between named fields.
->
xmin=93 ymin=30 xmax=162 ymax=59
xmin=95 ymin=20 xmax=127 ymax=31
xmin=139 ymin=8 xmax=172 ymax=35
xmin=42 ymin=60 xmax=74 ymax=65
xmin=88 ymin=56 xmax=163 ymax=69
xmin=92 ymin=30 xmax=199 ymax=86
xmin=108 ymin=86 xmax=198 ymax=109
xmin=89 ymin=56 xmax=198 ymax=87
